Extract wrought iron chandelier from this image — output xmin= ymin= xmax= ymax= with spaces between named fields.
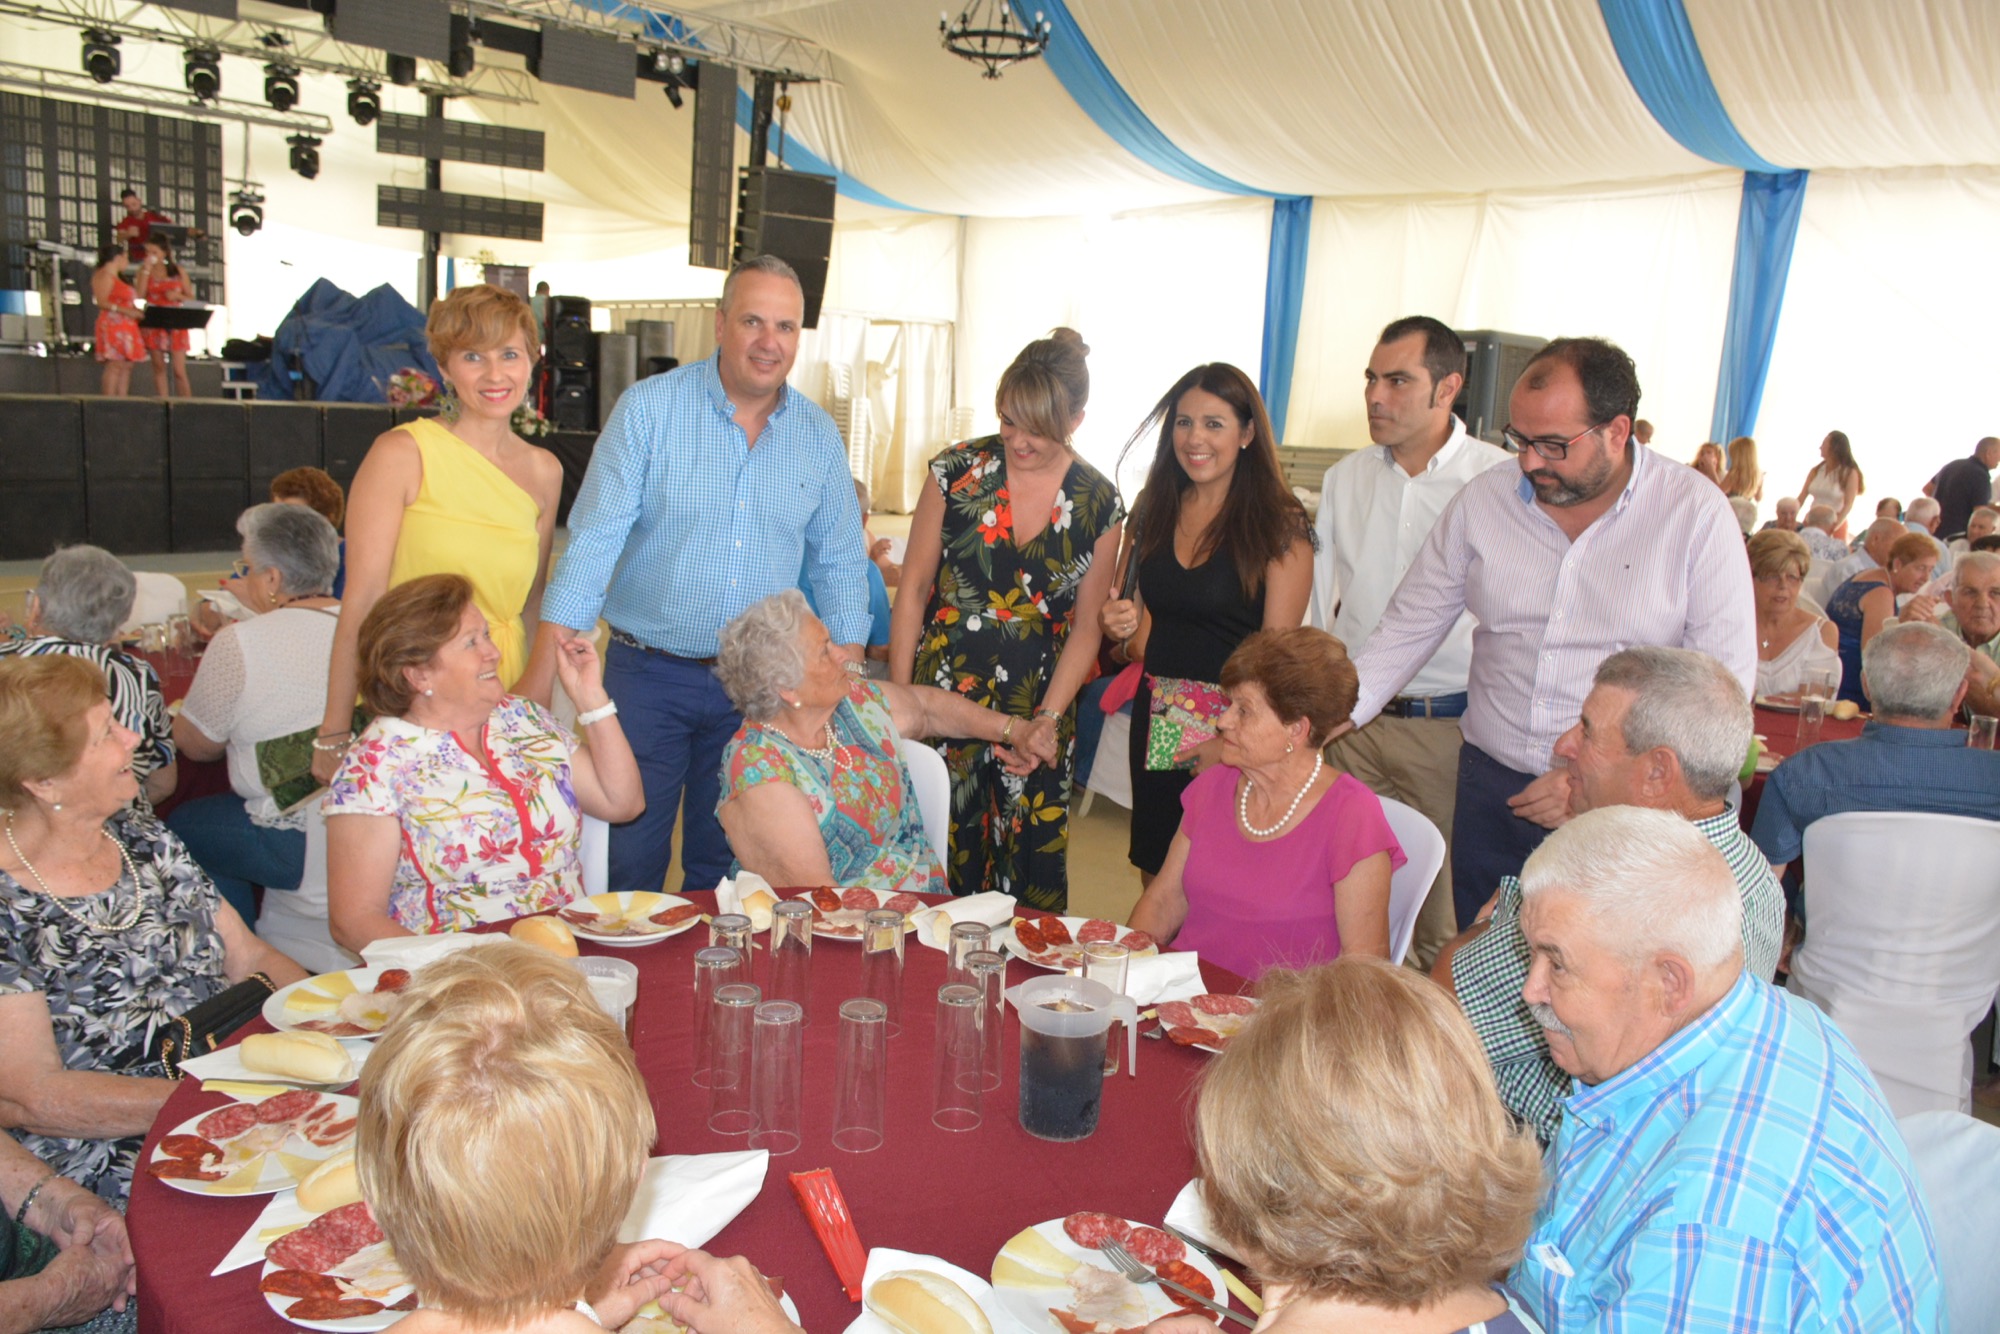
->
xmin=940 ymin=1 xmax=1052 ymax=79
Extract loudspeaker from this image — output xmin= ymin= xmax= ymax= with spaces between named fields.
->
xmin=688 ymin=60 xmax=738 ymax=270
xmin=169 ymin=401 xmax=249 ymax=552
xmin=0 ymin=395 xmax=86 ymax=558
xmin=734 ymin=166 xmax=835 ymax=329
xmin=0 ymin=354 xmax=57 ymax=394
xmin=596 ymin=332 xmax=637 ymax=426
xmin=547 ymin=430 xmax=596 ymax=525
xmin=322 ymin=405 xmax=393 ymax=491
xmin=550 ymin=367 xmax=594 ymax=432
xmin=550 ymin=295 xmax=591 ymax=324
xmin=247 ymin=401 xmax=325 ymax=492
xmin=550 ymin=318 xmax=592 ymax=369
xmin=1452 ymin=330 xmax=1546 ymax=446
xmin=82 ymin=399 xmax=169 ymax=553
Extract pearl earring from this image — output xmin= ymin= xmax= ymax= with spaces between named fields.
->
xmin=51 ymin=801 xmax=62 ymax=812
xmin=423 ymin=688 xmax=434 ymax=697
xmin=1285 ymin=741 xmax=1294 ymax=754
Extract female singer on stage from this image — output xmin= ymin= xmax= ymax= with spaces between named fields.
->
xmin=89 ymin=245 xmax=143 ymax=398
xmin=137 ymin=239 xmax=192 ymax=399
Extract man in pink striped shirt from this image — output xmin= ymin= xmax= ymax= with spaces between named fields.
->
xmin=1350 ymin=337 xmax=1756 ymax=928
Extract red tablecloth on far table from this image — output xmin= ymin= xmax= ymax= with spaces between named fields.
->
xmin=129 ymin=896 xmax=1249 ymax=1333
xmin=1740 ymin=705 xmax=1866 ymax=829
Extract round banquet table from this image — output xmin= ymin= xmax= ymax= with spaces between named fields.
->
xmin=1741 ymin=704 xmax=1867 ymax=829
xmin=127 ymin=894 xmax=1251 ymax=1333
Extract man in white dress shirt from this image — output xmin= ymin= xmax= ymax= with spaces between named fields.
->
xmin=1314 ymin=316 xmax=1508 ymax=968
xmin=1350 ymin=337 xmax=1756 ymax=928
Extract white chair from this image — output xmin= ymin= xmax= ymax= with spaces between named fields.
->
xmin=121 ymin=571 xmax=189 ymax=632
xmin=253 ymin=795 xmax=361 ymax=975
xmin=1788 ymin=811 xmax=2000 ymax=1116
xmin=1898 ymin=1111 xmax=2000 ymax=1330
xmin=581 ymin=814 xmax=610 ymax=897
xmin=1080 ymin=709 xmax=1134 ymax=815
xmin=1378 ymin=798 xmax=1445 ymax=966
xmin=895 ymin=738 xmax=951 ymax=868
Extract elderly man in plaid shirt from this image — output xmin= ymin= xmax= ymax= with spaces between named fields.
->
xmin=1507 ymin=807 xmax=1941 ymax=1330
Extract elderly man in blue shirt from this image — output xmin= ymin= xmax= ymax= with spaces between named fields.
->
xmin=527 ymin=256 xmax=870 ymax=894
xmin=1508 ymin=805 xmax=1942 ymax=1330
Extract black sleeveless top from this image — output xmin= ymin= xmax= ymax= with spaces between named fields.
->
xmin=1137 ymin=541 xmax=1262 ymax=682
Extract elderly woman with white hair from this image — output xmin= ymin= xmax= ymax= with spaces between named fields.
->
xmin=167 ymin=503 xmax=343 ymax=930
xmin=715 ymin=590 xmax=1057 ymax=896
xmin=0 ymin=546 xmax=175 ymax=807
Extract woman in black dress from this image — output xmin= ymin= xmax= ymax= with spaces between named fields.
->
xmin=1100 ymin=363 xmax=1313 ymax=881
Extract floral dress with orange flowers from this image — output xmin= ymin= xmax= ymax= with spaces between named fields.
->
xmin=911 ymin=437 xmax=1122 ymax=909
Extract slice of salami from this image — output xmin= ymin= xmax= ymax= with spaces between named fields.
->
xmin=374 ymin=969 xmax=411 ymax=992
xmin=840 ymin=887 xmax=879 ymax=911
xmin=1038 ymin=917 xmax=1073 ymax=947
xmin=1167 ymin=1025 xmax=1222 ymax=1049
xmin=296 ymin=1020 xmax=372 ymax=1038
xmin=267 ymin=1201 xmax=383 ymax=1272
xmin=558 ymin=907 xmax=604 ymax=927
xmin=809 ymin=887 xmax=843 ymax=912
xmin=649 ymin=903 xmax=702 ymax=928
xmin=1118 ymin=929 xmax=1155 ymax=953
xmin=287 ymin=1297 xmax=385 ymax=1321
xmin=260 ymin=1270 xmax=344 ymax=1299
xmin=196 ymin=1103 xmax=259 ymax=1141
xmin=159 ymin=1134 xmax=222 ymax=1163
xmin=388 ymin=1292 xmax=420 ymax=1312
xmin=1076 ymin=918 xmax=1118 ymax=944
xmin=1193 ymin=992 xmax=1257 ymax=1017
xmin=255 ymin=1088 xmax=324 ymax=1124
xmin=1157 ymin=1259 xmax=1214 ymax=1311
xmin=303 ymin=1116 xmax=357 ymax=1148
xmin=1123 ymin=1226 xmax=1185 ymax=1267
xmin=144 ymin=1158 xmax=226 ymax=1181
xmin=1013 ymin=920 xmax=1047 ymax=954
xmin=1154 ymin=1001 xmax=1198 ymax=1029
xmin=1061 ymin=1212 xmax=1132 ymax=1249
xmin=884 ymin=892 xmax=923 ymax=915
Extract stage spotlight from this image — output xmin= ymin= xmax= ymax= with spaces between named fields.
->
xmin=447 ymin=15 xmax=477 ymax=79
xmin=386 ymin=54 xmax=417 ymax=87
xmin=184 ymin=47 xmax=221 ymax=102
xmin=264 ymin=63 xmax=301 ymax=112
xmin=229 ymin=187 xmax=264 ymax=237
xmin=81 ymin=30 xmax=121 ymax=84
xmin=286 ymin=134 xmax=321 ymax=180
xmin=347 ymin=79 xmax=381 ymax=126
xmin=663 ymin=78 xmax=683 ymax=110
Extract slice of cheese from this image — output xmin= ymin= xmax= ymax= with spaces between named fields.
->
xmin=282 ymin=989 xmax=339 ymax=1015
xmin=274 ymin=1151 xmax=321 ymax=1183
xmin=259 ymin=1224 xmax=305 ymax=1244
xmin=993 ymin=1255 xmax=1072 ymax=1291
xmin=203 ymin=1160 xmax=274 ymax=1195
xmin=994 ymin=1226 xmax=1079 ymax=1291
xmin=201 ymin=1080 xmax=289 ymax=1101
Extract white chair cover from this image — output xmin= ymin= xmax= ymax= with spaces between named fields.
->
xmin=894 ymin=737 xmax=951 ymax=869
xmin=254 ymin=795 xmax=361 ymax=975
xmin=1898 ymin=1111 xmax=2000 ymax=1330
xmin=121 ymin=571 xmax=189 ymax=632
xmin=581 ymin=814 xmax=610 ymax=897
xmin=1789 ymin=811 xmax=2000 ymax=1116
xmin=1082 ymin=710 xmax=1133 ymax=811
xmin=1377 ymin=798 xmax=1445 ymax=966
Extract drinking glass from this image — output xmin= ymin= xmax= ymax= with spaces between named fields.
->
xmin=1970 ymin=714 xmax=1998 ymax=750
xmin=1080 ymin=941 xmax=1131 ymax=1075
xmin=571 ymin=956 xmax=640 ymax=1044
xmin=833 ymin=998 xmax=888 ymax=1153
xmin=947 ymin=922 xmax=991 ymax=982
xmin=709 ymin=913 xmax=753 ymax=955
xmin=1796 ymin=694 xmax=1825 ymax=748
xmin=165 ymin=613 xmax=194 ymax=666
xmin=769 ymin=899 xmax=814 ymax=1021
xmin=707 ymin=982 xmax=761 ymax=1135
xmin=691 ymin=946 xmax=745 ymax=1089
xmin=932 ymin=983 xmax=983 ymax=1132
xmin=964 ymin=949 xmax=1007 ymax=1094
xmin=1800 ymin=667 xmax=1836 ymax=703
xmin=860 ymin=908 xmax=906 ymax=1036
xmin=748 ymin=1000 xmax=803 ymax=1156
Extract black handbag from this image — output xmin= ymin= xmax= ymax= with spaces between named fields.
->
xmin=122 ymin=973 xmax=277 ymax=1079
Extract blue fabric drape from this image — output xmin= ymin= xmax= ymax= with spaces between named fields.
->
xmin=1598 ymin=0 xmax=1778 ymax=173
xmin=1710 ymin=169 xmax=1808 ymax=442
xmin=1016 ymin=0 xmax=1310 ymax=437
xmin=732 ymin=88 xmax=918 ymax=213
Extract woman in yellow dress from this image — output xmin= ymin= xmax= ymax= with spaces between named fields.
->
xmin=312 ymin=284 xmax=561 ymax=782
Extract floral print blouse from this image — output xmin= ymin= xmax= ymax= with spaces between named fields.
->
xmin=325 ymin=696 xmax=584 ymax=933
xmin=0 ymin=810 xmax=229 ymax=1200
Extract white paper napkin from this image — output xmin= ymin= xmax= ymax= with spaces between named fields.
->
xmin=842 ymin=1246 xmax=1009 ymax=1334
xmin=1163 ymin=1179 xmax=1238 ymax=1262
xmin=177 ymin=1039 xmax=369 ymax=1088
xmin=616 ymin=1149 xmax=769 ymax=1247
xmin=358 ymin=933 xmax=502 ymax=970
xmin=714 ymin=872 xmax=773 ymax=921
xmin=1126 ymin=952 xmax=1206 ymax=1006
xmin=910 ymin=891 xmax=1017 ymax=951
xmin=214 ymin=1190 xmax=318 ymax=1275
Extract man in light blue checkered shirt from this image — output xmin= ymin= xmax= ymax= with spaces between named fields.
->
xmin=1507 ymin=807 xmax=1942 ymax=1331
xmin=532 ymin=257 xmax=870 ymax=894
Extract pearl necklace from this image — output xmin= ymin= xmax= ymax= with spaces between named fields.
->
xmin=4 ymin=812 xmax=146 ymax=933
xmin=768 ymin=720 xmax=846 ymax=773
xmin=1238 ymin=753 xmax=1323 ymax=838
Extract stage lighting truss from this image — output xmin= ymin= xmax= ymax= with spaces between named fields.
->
xmin=347 ymin=78 xmax=381 ymax=126
xmin=286 ymin=133 xmax=320 ymax=180
xmin=81 ymin=28 xmax=119 ymax=83
xmin=653 ymin=49 xmax=687 ymax=109
xmin=183 ymin=45 xmax=220 ymax=101
xmin=263 ymin=62 xmax=300 ymax=112
xmin=228 ymin=186 xmax=264 ymax=236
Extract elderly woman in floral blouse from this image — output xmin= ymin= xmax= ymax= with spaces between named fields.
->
xmin=325 ymin=575 xmax=642 ymax=951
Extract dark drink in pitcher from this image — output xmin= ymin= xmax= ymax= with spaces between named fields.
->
xmin=1018 ymin=1003 xmax=1107 ymax=1141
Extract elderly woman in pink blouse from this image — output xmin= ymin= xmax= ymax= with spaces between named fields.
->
xmin=1128 ymin=627 xmax=1402 ymax=977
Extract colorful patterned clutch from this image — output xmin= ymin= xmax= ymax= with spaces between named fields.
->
xmin=1145 ymin=674 xmax=1229 ymax=771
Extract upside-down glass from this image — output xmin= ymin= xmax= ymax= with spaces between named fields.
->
xmin=769 ymin=899 xmax=814 ymax=1021
xmin=572 ymin=957 xmax=640 ymax=1045
xmin=947 ymin=922 xmax=991 ymax=982
xmin=1800 ymin=667 xmax=1837 ymax=704
xmin=1970 ymin=714 xmax=1998 ymax=750
xmin=1080 ymin=941 xmax=1131 ymax=1076
xmin=709 ymin=913 xmax=753 ymax=955
xmin=707 ymin=982 xmax=761 ymax=1135
xmin=933 ymin=983 xmax=983 ymax=1131
xmin=833 ymin=998 xmax=888 ymax=1153
xmin=1796 ymin=694 xmax=1825 ymax=748
xmin=861 ymin=909 xmax=905 ymax=1036
xmin=691 ymin=946 xmax=745 ymax=1088
xmin=748 ymin=999 xmax=803 ymax=1156
xmin=964 ymin=949 xmax=1007 ymax=1094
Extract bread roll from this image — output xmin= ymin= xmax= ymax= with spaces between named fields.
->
xmin=240 ymin=1031 xmax=355 ymax=1085
xmin=510 ymin=914 xmax=579 ymax=957
xmin=740 ymin=889 xmax=777 ymax=933
xmin=865 ymin=1271 xmax=992 ymax=1334
xmin=296 ymin=1149 xmax=362 ymax=1214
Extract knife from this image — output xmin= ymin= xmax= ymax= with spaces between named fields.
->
xmin=1150 ymin=1271 xmax=1256 ymax=1328
xmin=1162 ymin=1223 xmax=1264 ymax=1315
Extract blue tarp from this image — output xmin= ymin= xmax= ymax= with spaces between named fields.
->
xmin=251 ymin=279 xmax=439 ymax=404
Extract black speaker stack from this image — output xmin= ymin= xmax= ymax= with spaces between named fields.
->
xmin=543 ymin=294 xmax=596 ymax=432
xmin=734 ymin=166 xmax=836 ymax=329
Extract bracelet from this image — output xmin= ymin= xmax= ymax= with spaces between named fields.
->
xmin=842 ymin=658 xmax=867 ymax=678
xmin=1033 ymin=708 xmax=1061 ymax=722
xmin=309 ymin=734 xmax=351 ymax=753
xmin=999 ymin=716 xmax=1016 ymax=744
xmin=576 ymin=700 xmax=619 ymax=727
xmin=14 ymin=1171 xmax=54 ymax=1228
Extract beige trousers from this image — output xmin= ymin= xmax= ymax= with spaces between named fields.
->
xmin=1326 ymin=715 xmax=1464 ymax=972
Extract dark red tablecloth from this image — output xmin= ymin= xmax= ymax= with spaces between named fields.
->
xmin=1741 ymin=705 xmax=1867 ymax=829
xmin=130 ymin=897 xmax=1247 ymax=1333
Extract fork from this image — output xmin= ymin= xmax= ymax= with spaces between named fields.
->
xmin=1097 ymin=1238 xmax=1255 ymax=1328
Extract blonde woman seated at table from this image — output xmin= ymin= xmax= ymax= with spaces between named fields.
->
xmin=1146 ymin=959 xmax=1545 ymax=1334
xmin=357 ymin=942 xmax=688 ymax=1334
xmin=1128 ymin=627 xmax=1402 ymax=977
xmin=325 ymin=575 xmax=642 ymax=951
xmin=714 ymin=590 xmax=1056 ymax=896
xmin=1746 ymin=529 xmax=1841 ymax=698
xmin=0 ymin=657 xmax=306 ymax=1202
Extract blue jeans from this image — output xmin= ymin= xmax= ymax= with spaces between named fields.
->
xmin=603 ymin=641 xmax=741 ymax=894
xmin=1450 ymin=742 xmax=1554 ymax=930
xmin=164 ymin=794 xmax=305 ymax=925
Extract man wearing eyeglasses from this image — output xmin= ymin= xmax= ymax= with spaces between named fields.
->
xmin=1349 ymin=337 xmax=1756 ymax=930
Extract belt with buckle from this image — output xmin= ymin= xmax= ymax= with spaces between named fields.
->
xmin=609 ymin=628 xmax=716 ymax=667
xmin=1382 ymin=692 xmax=1468 ymax=719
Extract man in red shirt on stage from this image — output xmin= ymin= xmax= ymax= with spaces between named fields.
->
xmin=113 ymin=189 xmax=169 ymax=264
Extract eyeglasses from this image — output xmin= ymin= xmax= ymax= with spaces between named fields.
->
xmin=229 ymin=558 xmax=252 ymax=579
xmin=1502 ymin=421 xmax=1611 ymax=461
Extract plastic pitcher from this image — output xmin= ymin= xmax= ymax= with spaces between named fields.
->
xmin=1004 ymin=973 xmax=1138 ymax=1141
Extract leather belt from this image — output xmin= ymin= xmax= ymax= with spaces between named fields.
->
xmin=1381 ymin=692 xmax=1468 ymax=719
xmin=609 ymin=628 xmax=716 ymax=667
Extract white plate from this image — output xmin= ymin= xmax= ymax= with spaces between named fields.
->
xmin=988 ymin=1216 xmax=1227 ymax=1334
xmin=1001 ymin=917 xmax=1160 ymax=972
xmin=559 ymin=891 xmax=702 ymax=947
xmin=785 ymin=887 xmax=924 ymax=942
xmin=1153 ymin=995 xmax=1260 ymax=1055
xmin=842 ymin=1250 xmax=1009 ymax=1334
xmin=145 ymin=1092 xmax=356 ymax=1197
xmin=1754 ymin=693 xmax=1804 ymax=714
xmin=264 ymin=968 xmax=403 ymax=1039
